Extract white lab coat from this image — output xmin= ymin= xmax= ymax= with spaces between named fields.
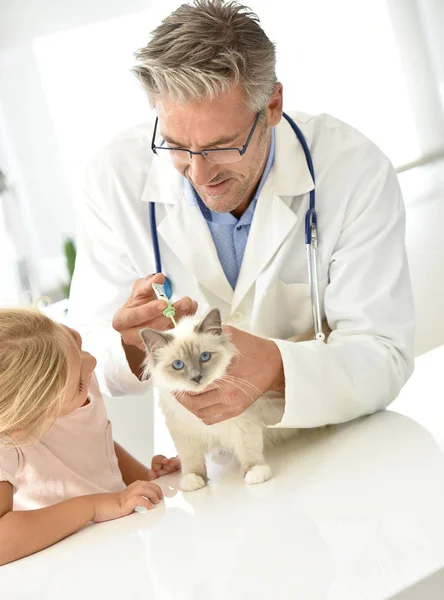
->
xmin=68 ymin=111 xmax=415 ymax=428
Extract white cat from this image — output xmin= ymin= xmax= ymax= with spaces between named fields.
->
xmin=140 ymin=309 xmax=329 ymax=491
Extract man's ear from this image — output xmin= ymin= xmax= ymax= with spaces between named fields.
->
xmin=266 ymin=81 xmax=283 ymax=127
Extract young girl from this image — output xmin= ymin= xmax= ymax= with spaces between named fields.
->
xmin=0 ymin=308 xmax=180 ymax=566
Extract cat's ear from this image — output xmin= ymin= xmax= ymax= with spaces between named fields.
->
xmin=197 ymin=308 xmax=222 ymax=335
xmin=140 ymin=328 xmax=171 ymax=352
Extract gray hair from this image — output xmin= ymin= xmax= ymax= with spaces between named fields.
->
xmin=132 ymin=0 xmax=277 ymax=112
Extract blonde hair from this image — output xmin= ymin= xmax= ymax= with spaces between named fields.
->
xmin=132 ymin=0 xmax=277 ymax=112
xmin=0 ymin=309 xmax=68 ymax=448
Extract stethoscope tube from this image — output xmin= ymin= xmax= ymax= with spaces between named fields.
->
xmin=282 ymin=112 xmax=325 ymax=342
xmin=149 ymin=200 xmax=162 ymax=275
xmin=149 ymin=201 xmax=173 ymax=298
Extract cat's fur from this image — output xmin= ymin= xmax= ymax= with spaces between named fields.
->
xmin=140 ymin=309 xmax=330 ymax=491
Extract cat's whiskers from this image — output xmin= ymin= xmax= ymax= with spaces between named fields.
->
xmin=223 ymin=375 xmax=269 ymax=398
xmin=222 ymin=375 xmax=279 ymax=412
xmin=220 ymin=374 xmax=284 ymax=426
xmin=218 ymin=376 xmax=268 ymax=425
xmin=212 ymin=382 xmax=231 ymax=407
xmin=174 ymin=390 xmax=190 ymax=407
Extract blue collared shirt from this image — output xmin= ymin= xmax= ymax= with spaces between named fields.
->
xmin=184 ymin=127 xmax=276 ymax=289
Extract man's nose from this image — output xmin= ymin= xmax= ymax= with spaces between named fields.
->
xmin=188 ymin=155 xmax=218 ymax=186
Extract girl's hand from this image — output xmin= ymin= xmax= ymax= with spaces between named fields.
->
xmin=91 ymin=480 xmax=163 ymax=523
xmin=148 ymin=455 xmax=181 ymax=480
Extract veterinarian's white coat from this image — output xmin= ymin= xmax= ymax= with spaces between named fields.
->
xmin=68 ymin=112 xmax=415 ymax=428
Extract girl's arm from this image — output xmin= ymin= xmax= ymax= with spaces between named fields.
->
xmin=0 ymin=479 xmax=162 ymax=566
xmin=114 ymin=442 xmax=153 ymax=484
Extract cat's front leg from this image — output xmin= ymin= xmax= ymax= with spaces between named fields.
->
xmin=232 ymin=423 xmax=272 ymax=485
xmin=170 ymin=430 xmax=208 ymax=492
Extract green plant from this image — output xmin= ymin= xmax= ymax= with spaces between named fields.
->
xmin=0 ymin=168 xmax=8 ymax=195
xmin=61 ymin=237 xmax=77 ymax=298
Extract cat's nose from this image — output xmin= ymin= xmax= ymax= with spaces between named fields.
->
xmin=191 ymin=373 xmax=203 ymax=383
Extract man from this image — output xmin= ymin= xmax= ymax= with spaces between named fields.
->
xmin=68 ymin=0 xmax=415 ymax=428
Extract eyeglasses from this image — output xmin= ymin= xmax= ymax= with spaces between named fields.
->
xmin=151 ymin=112 xmax=261 ymax=165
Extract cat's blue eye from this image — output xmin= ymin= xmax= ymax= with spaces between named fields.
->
xmin=200 ymin=352 xmax=211 ymax=362
xmin=172 ymin=360 xmax=184 ymax=370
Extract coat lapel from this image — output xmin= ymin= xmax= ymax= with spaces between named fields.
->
xmin=157 ymin=198 xmax=234 ymax=304
xmin=232 ymin=114 xmax=315 ymax=312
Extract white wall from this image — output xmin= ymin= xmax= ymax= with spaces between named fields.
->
xmin=0 ymin=99 xmax=42 ymax=302
xmin=417 ymin=0 xmax=444 ymax=106
xmin=0 ymin=0 xmax=183 ymax=297
xmin=386 ymin=0 xmax=444 ymax=156
xmin=0 ymin=45 xmax=74 ymax=281
xmin=0 ymin=0 xmax=151 ymax=49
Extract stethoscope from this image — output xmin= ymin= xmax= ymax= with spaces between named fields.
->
xmin=149 ymin=111 xmax=325 ymax=342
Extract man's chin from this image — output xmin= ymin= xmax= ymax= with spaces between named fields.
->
xmin=199 ymin=193 xmax=241 ymax=214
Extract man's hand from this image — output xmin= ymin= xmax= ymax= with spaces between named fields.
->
xmin=177 ymin=326 xmax=285 ymax=425
xmin=147 ymin=455 xmax=181 ymax=480
xmin=112 ymin=273 xmax=198 ymax=378
xmin=113 ymin=273 xmax=198 ymax=350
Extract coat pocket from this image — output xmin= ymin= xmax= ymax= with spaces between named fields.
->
xmin=257 ymin=279 xmax=328 ymax=339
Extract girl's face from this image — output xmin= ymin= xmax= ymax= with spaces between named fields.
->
xmin=58 ymin=326 xmax=97 ymax=416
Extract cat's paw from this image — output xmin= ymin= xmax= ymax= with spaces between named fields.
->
xmin=244 ymin=464 xmax=272 ymax=485
xmin=181 ymin=473 xmax=207 ymax=492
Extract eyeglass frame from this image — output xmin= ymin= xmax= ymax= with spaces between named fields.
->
xmin=151 ymin=111 xmax=262 ymax=164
